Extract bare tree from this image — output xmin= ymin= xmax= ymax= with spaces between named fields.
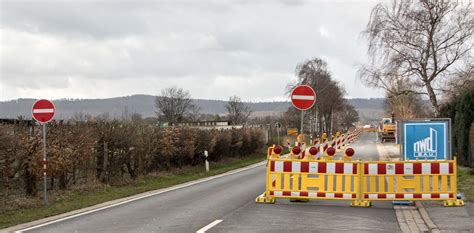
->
xmin=360 ymin=0 xmax=474 ymax=116
xmin=155 ymin=87 xmax=194 ymax=123
xmin=290 ymin=58 xmax=347 ymax=135
xmin=384 ymin=78 xmax=429 ymax=119
xmin=333 ymin=102 xmax=359 ymax=132
xmin=225 ymin=95 xmax=252 ymax=125
xmin=185 ymin=104 xmax=202 ymax=122
xmin=443 ymin=64 xmax=474 ymax=101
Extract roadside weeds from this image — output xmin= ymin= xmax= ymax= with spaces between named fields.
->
xmin=457 ymin=167 xmax=474 ymax=201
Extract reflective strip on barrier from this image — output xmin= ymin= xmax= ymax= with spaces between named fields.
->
xmin=361 ymin=160 xmax=457 ymax=201
xmin=270 ymin=191 xmax=356 ymax=199
xmin=270 ymin=161 xmax=357 ymax=174
xmin=364 ymin=193 xmax=453 ymax=200
xmin=364 ymin=162 xmax=453 ymax=175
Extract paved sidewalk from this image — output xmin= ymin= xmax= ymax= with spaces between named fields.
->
xmin=379 ymin=142 xmax=474 ymax=232
xmin=394 ymin=205 xmax=429 ymax=232
xmin=421 ymin=201 xmax=474 ymax=232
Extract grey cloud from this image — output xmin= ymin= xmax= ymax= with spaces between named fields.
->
xmin=0 ymin=0 xmax=382 ymax=101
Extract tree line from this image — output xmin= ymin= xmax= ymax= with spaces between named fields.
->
xmin=154 ymin=87 xmax=252 ymax=125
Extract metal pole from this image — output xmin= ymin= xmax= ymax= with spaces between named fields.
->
xmin=43 ymin=123 xmax=48 ymax=206
xmin=300 ymin=110 xmax=304 ymax=134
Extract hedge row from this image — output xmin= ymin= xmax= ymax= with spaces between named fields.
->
xmin=0 ymin=120 xmax=264 ymax=196
xmin=441 ymin=87 xmax=474 ymax=167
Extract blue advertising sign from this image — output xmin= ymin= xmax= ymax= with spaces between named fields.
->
xmin=402 ymin=120 xmax=451 ymax=161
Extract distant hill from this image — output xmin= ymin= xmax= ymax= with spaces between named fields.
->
xmin=0 ymin=95 xmax=385 ymax=122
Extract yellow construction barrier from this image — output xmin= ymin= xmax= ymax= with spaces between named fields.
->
xmin=357 ymin=159 xmax=464 ymax=207
xmin=257 ymin=157 xmax=464 ymax=207
xmin=256 ymin=158 xmax=360 ymax=203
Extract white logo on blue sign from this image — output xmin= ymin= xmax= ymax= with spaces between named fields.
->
xmin=413 ymin=128 xmax=437 ymax=158
xmin=403 ymin=122 xmax=448 ymax=161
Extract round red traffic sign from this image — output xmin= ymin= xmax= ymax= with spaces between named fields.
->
xmin=291 ymin=85 xmax=316 ymax=110
xmin=32 ymin=99 xmax=55 ymax=123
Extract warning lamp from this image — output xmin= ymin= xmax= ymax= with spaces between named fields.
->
xmin=345 ymin=148 xmax=355 ymax=157
xmin=308 ymin=147 xmax=318 ymax=155
xmin=326 ymin=147 xmax=336 ymax=156
xmin=292 ymin=146 xmax=301 ymax=154
xmin=273 ymin=145 xmax=282 ymax=155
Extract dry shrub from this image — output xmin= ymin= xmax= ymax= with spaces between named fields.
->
xmin=1 ymin=120 xmax=264 ymax=197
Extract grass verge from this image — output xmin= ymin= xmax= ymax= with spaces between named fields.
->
xmin=0 ymin=154 xmax=265 ymax=229
xmin=458 ymin=167 xmax=474 ymax=201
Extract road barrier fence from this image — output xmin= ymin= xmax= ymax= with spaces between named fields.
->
xmin=257 ymin=129 xmax=463 ymax=207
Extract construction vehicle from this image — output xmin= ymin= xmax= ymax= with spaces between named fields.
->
xmin=378 ymin=116 xmax=396 ymax=142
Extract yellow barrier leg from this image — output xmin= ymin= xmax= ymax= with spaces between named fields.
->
xmin=350 ymin=200 xmax=372 ymax=207
xmin=350 ymin=162 xmax=371 ymax=207
xmin=255 ymin=192 xmax=275 ymax=204
xmin=443 ymin=158 xmax=464 ymax=207
xmin=443 ymin=199 xmax=464 ymax=207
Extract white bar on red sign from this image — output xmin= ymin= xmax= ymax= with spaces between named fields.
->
xmin=33 ymin=109 xmax=54 ymax=113
xmin=292 ymin=95 xmax=315 ymax=100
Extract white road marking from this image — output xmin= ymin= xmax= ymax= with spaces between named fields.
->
xmin=13 ymin=161 xmax=265 ymax=233
xmin=292 ymin=95 xmax=315 ymax=100
xmin=32 ymin=108 xmax=54 ymax=113
xmin=196 ymin=220 xmax=223 ymax=233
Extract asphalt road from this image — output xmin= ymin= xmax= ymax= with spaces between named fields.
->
xmin=22 ymin=132 xmax=400 ymax=233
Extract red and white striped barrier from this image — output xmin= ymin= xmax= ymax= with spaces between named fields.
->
xmin=364 ymin=162 xmax=453 ymax=175
xmin=364 ymin=193 xmax=454 ymax=199
xmin=270 ymin=191 xmax=356 ymax=199
xmin=270 ymin=160 xmax=357 ymax=174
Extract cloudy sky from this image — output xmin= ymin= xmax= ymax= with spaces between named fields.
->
xmin=0 ymin=0 xmax=384 ymax=102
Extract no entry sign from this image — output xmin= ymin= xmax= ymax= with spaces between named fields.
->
xmin=291 ymin=85 xmax=316 ymax=110
xmin=32 ymin=99 xmax=55 ymax=123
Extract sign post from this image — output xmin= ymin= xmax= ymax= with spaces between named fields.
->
xmin=400 ymin=118 xmax=451 ymax=161
xmin=291 ymin=85 xmax=316 ymax=134
xmin=32 ymin=99 xmax=56 ymax=206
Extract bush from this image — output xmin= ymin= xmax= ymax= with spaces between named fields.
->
xmin=441 ymin=87 xmax=474 ymax=167
xmin=0 ymin=120 xmax=264 ymax=197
